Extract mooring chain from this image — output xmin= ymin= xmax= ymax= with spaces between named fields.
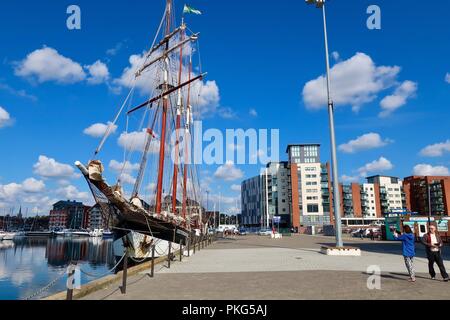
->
xmin=78 ymin=252 xmax=127 ymax=278
xmin=22 ymin=269 xmax=67 ymax=301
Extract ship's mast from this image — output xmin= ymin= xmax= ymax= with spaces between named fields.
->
xmin=155 ymin=0 xmax=173 ymax=215
xmin=182 ymin=55 xmax=192 ymax=223
xmin=172 ymin=18 xmax=186 ymax=214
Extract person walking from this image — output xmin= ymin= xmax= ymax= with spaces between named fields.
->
xmin=420 ymin=224 xmax=449 ymax=282
xmin=393 ymin=225 xmax=416 ymax=282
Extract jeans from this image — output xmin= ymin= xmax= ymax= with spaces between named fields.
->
xmin=404 ymin=256 xmax=415 ymax=280
xmin=428 ymin=251 xmax=449 ymax=279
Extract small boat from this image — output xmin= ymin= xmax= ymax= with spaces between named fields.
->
xmin=89 ymin=229 xmax=104 ymax=238
xmin=1 ymin=232 xmax=16 ymax=240
xmin=72 ymin=230 xmax=90 ymax=237
xmin=102 ymin=230 xmax=114 ymax=239
xmin=25 ymin=231 xmax=53 ymax=237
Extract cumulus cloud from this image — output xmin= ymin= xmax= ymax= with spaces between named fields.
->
xmin=357 ymin=157 xmax=393 ymax=177
xmin=117 ymin=173 xmax=137 ymax=185
xmin=446 ymin=73 xmax=450 ymax=84
xmin=331 ymin=51 xmax=340 ymax=62
xmin=249 ymin=108 xmax=258 ymax=117
xmin=117 ymin=130 xmax=160 ymax=153
xmin=83 ymin=122 xmax=117 ymax=138
xmin=420 ymin=140 xmax=450 ymax=157
xmin=15 ymin=47 xmax=86 ymax=84
xmin=56 ymin=185 xmax=90 ymax=201
xmin=0 ymin=178 xmax=46 ymax=207
xmin=109 ymin=160 xmax=140 ymax=174
xmin=86 ymin=60 xmax=110 ymax=85
xmin=413 ymin=164 xmax=449 ymax=176
xmin=21 ymin=178 xmax=46 ymax=193
xmin=379 ymin=80 xmax=417 ymax=117
xmin=214 ymin=161 xmax=244 ymax=181
xmin=302 ymin=52 xmax=400 ymax=112
xmin=231 ymin=184 xmax=241 ymax=192
xmin=14 ymin=46 xmax=110 ymax=86
xmin=0 ymin=106 xmax=11 ymax=128
xmin=33 ymin=155 xmax=78 ymax=179
xmin=113 ymin=52 xmax=221 ymax=118
xmin=339 ymin=133 xmax=392 ymax=154
xmin=341 ymin=175 xmax=360 ymax=183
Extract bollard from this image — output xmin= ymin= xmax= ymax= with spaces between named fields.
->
xmin=121 ymin=250 xmax=128 ymax=294
xmin=168 ymin=242 xmax=172 ymax=268
xmin=150 ymin=245 xmax=155 ymax=278
xmin=180 ymin=243 xmax=183 ymax=262
xmin=66 ymin=262 xmax=76 ymax=301
xmin=187 ymin=238 xmax=190 ymax=257
xmin=193 ymin=237 xmax=196 ymax=254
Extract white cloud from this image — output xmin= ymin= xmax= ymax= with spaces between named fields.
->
xmin=15 ymin=47 xmax=86 ymax=84
xmin=218 ymin=107 xmax=236 ymax=119
xmin=113 ymin=52 xmax=221 ymax=118
xmin=33 ymin=155 xmax=77 ymax=179
xmin=118 ymin=173 xmax=137 ymax=185
xmin=379 ymin=80 xmax=417 ymax=117
xmin=249 ymin=108 xmax=258 ymax=117
xmin=331 ymin=51 xmax=340 ymax=62
xmin=358 ymin=157 xmax=393 ymax=177
xmin=21 ymin=178 xmax=45 ymax=193
xmin=83 ymin=122 xmax=117 ymax=138
xmin=0 ymin=106 xmax=11 ymax=128
xmin=109 ymin=160 xmax=140 ymax=174
xmin=413 ymin=164 xmax=449 ymax=176
xmin=339 ymin=133 xmax=392 ymax=154
xmin=341 ymin=175 xmax=360 ymax=183
xmin=0 ymin=183 xmax=23 ymax=200
xmin=56 ymin=185 xmax=90 ymax=201
xmin=303 ymin=52 xmax=400 ymax=112
xmin=117 ymin=130 xmax=160 ymax=153
xmin=420 ymin=140 xmax=450 ymax=157
xmin=446 ymin=73 xmax=450 ymax=84
xmin=86 ymin=60 xmax=110 ymax=85
xmin=231 ymin=184 xmax=241 ymax=192
xmin=214 ymin=161 xmax=244 ymax=181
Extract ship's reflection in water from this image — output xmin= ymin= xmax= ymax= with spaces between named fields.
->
xmin=0 ymin=237 xmax=116 ymax=300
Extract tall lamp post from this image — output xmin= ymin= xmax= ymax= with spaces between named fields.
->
xmin=305 ymin=0 xmax=343 ymax=247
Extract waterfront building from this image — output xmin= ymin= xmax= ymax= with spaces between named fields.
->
xmin=403 ymin=176 xmax=450 ymax=216
xmin=287 ymin=144 xmax=333 ymax=228
xmin=49 ymin=200 xmax=85 ymax=230
xmin=338 ymin=176 xmax=407 ymax=227
xmin=241 ymin=175 xmax=264 ymax=227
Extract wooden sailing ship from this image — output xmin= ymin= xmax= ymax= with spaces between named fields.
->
xmin=76 ymin=0 xmax=207 ymax=258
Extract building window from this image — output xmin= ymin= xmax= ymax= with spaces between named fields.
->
xmin=307 ymin=204 xmax=319 ymax=213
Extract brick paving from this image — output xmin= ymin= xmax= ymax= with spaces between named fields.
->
xmin=82 ymin=235 xmax=450 ymax=300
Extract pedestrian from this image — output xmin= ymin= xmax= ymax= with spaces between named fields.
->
xmin=360 ymin=229 xmax=364 ymax=239
xmin=369 ymin=229 xmax=375 ymax=241
xmin=393 ymin=225 xmax=416 ymax=282
xmin=420 ymin=225 xmax=449 ymax=282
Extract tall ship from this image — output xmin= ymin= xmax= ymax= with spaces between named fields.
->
xmin=76 ymin=0 xmax=207 ymax=259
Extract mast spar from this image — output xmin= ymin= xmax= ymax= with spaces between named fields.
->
xmin=155 ymin=0 xmax=173 ymax=215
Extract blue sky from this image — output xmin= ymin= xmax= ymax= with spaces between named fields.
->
xmin=0 ymin=0 xmax=449 ymax=216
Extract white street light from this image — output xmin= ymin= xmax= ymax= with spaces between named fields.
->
xmin=306 ymin=0 xmax=343 ymax=247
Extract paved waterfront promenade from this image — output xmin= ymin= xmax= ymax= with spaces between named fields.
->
xmin=82 ymin=235 xmax=450 ymax=300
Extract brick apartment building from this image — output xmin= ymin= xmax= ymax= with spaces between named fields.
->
xmin=403 ymin=176 xmax=450 ymax=216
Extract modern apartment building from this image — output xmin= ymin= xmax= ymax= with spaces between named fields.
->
xmin=241 ymin=175 xmax=264 ymax=227
xmin=265 ymin=162 xmax=291 ymax=228
xmin=403 ymin=176 xmax=450 ymax=216
xmin=287 ymin=144 xmax=333 ymax=228
xmin=339 ymin=176 xmax=407 ymax=220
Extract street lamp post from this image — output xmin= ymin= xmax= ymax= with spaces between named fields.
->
xmin=306 ymin=0 xmax=343 ymax=247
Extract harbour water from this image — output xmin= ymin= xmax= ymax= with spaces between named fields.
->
xmin=0 ymin=236 xmax=116 ymax=300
